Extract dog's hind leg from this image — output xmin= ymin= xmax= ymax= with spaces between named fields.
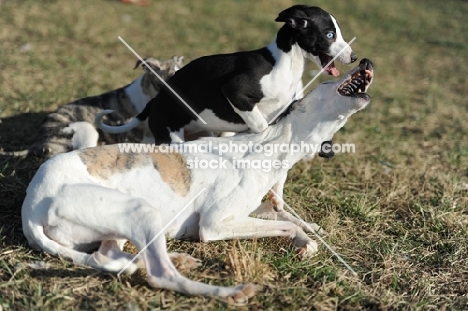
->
xmin=142 ymin=232 xmax=256 ymax=302
xmin=168 ymin=128 xmax=185 ymax=143
xmin=131 ymin=209 xmax=256 ymax=301
xmin=46 ymin=184 xmax=256 ymax=301
xmin=222 ymin=78 xmax=268 ymax=133
xmin=219 ymin=132 xmax=236 ymax=137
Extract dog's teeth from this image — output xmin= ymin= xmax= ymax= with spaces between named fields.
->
xmin=341 ymin=85 xmax=354 ymax=95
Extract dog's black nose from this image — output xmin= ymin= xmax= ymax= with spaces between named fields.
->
xmin=359 ymin=58 xmax=374 ymax=70
xmin=350 ymin=52 xmax=358 ymax=63
xmin=318 ymin=141 xmax=335 ymax=159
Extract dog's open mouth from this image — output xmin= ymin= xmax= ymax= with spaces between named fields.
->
xmin=338 ymin=59 xmax=373 ymax=97
xmin=319 ymin=53 xmax=339 ymax=76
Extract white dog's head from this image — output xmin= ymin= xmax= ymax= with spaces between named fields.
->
xmin=275 ymin=5 xmax=357 ymax=76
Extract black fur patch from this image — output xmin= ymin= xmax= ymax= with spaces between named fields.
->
xmin=137 ymin=5 xmax=337 ymax=145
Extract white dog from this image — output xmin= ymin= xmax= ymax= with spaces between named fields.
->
xmin=22 ymin=59 xmax=373 ymax=302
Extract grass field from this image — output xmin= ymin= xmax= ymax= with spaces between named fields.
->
xmin=1 ymin=0 xmax=467 ymax=310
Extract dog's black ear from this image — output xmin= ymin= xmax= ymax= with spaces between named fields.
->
xmin=275 ymin=5 xmax=311 ymax=29
xmin=134 ymin=58 xmax=161 ymax=72
xmin=133 ymin=59 xmax=144 ymax=70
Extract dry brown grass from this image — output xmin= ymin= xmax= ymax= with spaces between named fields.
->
xmin=1 ymin=0 xmax=467 ymax=310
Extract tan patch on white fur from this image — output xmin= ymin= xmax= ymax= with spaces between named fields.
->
xmin=149 ymin=151 xmax=191 ymax=196
xmin=78 ymin=145 xmax=191 ymax=196
xmin=78 ymin=146 xmax=146 ymax=180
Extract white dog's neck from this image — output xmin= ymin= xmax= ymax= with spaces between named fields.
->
xmin=270 ymin=109 xmax=346 ymax=164
xmin=207 ymin=96 xmax=348 ymax=168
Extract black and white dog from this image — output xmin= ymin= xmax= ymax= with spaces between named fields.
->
xmin=97 ymin=5 xmax=357 ymax=144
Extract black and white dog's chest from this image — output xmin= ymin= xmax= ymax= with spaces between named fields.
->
xmin=256 ymin=43 xmax=307 ymax=116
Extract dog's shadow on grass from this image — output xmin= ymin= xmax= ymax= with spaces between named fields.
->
xmin=0 ymin=111 xmax=48 ymax=152
xmin=0 ymin=112 xmax=48 ymax=247
xmin=27 ymin=266 xmax=113 ymax=280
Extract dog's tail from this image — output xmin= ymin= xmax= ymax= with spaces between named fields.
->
xmin=95 ymin=109 xmax=144 ymax=134
xmin=24 ymin=222 xmax=141 ymax=274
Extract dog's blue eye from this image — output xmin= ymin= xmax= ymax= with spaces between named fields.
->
xmin=326 ymin=32 xmax=335 ymax=39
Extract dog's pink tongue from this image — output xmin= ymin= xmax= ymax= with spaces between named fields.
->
xmin=326 ymin=63 xmax=340 ymax=76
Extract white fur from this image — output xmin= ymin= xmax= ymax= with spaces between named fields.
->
xmin=168 ymin=128 xmax=185 ymax=143
xmin=229 ymin=103 xmax=268 ymax=134
xmin=294 ymin=79 xmax=305 ymax=100
xmin=124 ymin=75 xmax=157 ymax=112
xmin=257 ymin=42 xmax=306 ymax=121
xmin=61 ymin=122 xmax=99 ymax=150
xmin=22 ymin=65 xmax=372 ymax=300
xmin=328 ymin=15 xmax=354 ymax=65
xmin=184 ymin=109 xmax=249 ymax=133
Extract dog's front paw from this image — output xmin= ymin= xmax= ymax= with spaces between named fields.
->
xmin=169 ymin=253 xmax=202 ymax=270
xmin=302 ymin=222 xmax=328 ymax=236
xmin=267 ymin=191 xmax=284 ymax=212
xmin=228 ymin=283 xmax=258 ymax=305
xmin=296 ymin=241 xmax=319 ymax=258
xmin=268 ymin=191 xmax=284 ymax=212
